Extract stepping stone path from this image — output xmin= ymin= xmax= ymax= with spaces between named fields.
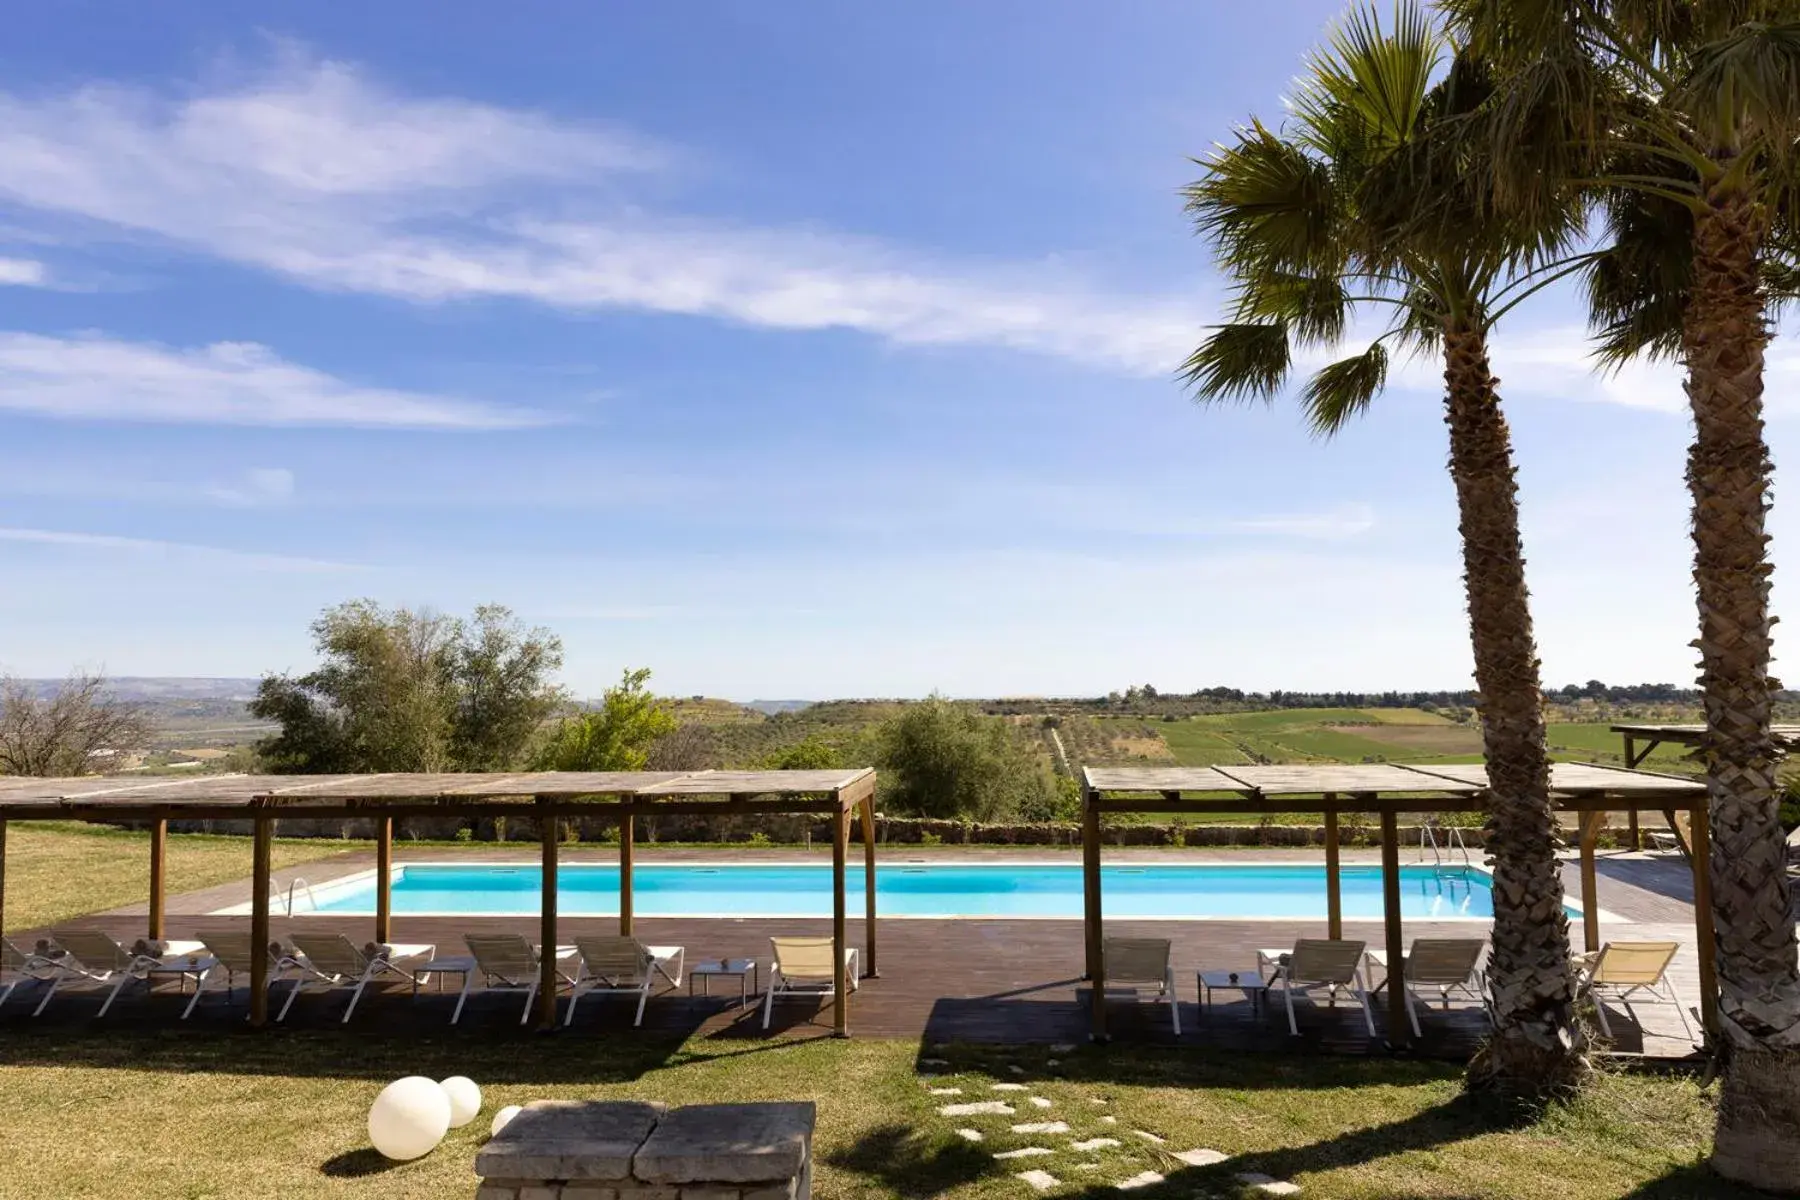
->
xmin=940 ymin=1101 xmax=1015 ymax=1117
xmin=954 ymin=1129 xmax=984 ymax=1142
xmin=1131 ymin=1131 xmax=1166 ymax=1145
xmin=992 ymin=1083 xmax=1029 ymax=1092
xmin=928 ymin=1087 xmax=962 ymax=1096
xmin=1174 ymin=1148 xmax=1230 ymax=1167
xmin=1008 ymin=1065 xmax=1027 ymax=1076
xmin=1099 ymin=1115 xmax=1118 ymax=1125
xmin=1071 ymin=1137 xmax=1120 ymax=1152
xmin=1011 ymin=1122 xmax=1070 ymax=1135
xmin=1237 ymin=1173 xmax=1303 ymax=1196
xmin=1016 ymin=1169 xmax=1060 ymax=1191
xmin=1116 ymin=1170 xmax=1166 ymax=1190
xmin=995 ymin=1147 xmax=1054 ymax=1160
xmin=1028 ymin=1097 xmax=1054 ymax=1109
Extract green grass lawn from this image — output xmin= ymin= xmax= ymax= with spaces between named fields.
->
xmin=0 ymin=1030 xmax=1749 ymax=1200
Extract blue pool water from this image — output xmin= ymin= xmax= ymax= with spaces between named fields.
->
xmin=305 ymin=863 xmax=1520 ymax=920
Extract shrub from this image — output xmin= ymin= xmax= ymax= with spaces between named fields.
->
xmin=876 ymin=695 xmax=1060 ymax=821
xmin=919 ymin=831 xmax=943 ymax=846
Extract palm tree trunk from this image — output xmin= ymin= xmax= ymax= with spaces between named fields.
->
xmin=1683 ymin=183 xmax=1800 ymax=1193
xmin=1443 ymin=327 xmax=1590 ymax=1096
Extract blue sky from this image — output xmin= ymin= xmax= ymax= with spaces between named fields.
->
xmin=0 ymin=2 xmax=1793 ymax=699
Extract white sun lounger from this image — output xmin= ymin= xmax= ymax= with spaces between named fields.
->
xmin=1259 ymin=939 xmax=1374 ymax=1036
xmin=1101 ymin=936 xmax=1181 ymax=1035
xmin=565 ymin=936 xmax=685 ymax=1028
xmin=37 ymin=929 xmax=215 ymax=1018
xmin=1 ymin=938 xmax=63 ymax=1010
xmin=1577 ymin=940 xmax=1693 ymax=1042
xmin=277 ymin=934 xmax=435 ymax=1023
xmin=761 ymin=936 xmax=858 ymax=1030
xmin=1368 ymin=938 xmax=1487 ymax=1036
xmin=456 ymin=934 xmax=579 ymax=1025
xmin=182 ymin=930 xmax=298 ymax=1019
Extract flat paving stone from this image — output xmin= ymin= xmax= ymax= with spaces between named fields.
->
xmin=1237 ymin=1173 xmax=1302 ymax=1195
xmin=1116 ymin=1171 xmax=1165 ymax=1190
xmin=1011 ymin=1122 xmax=1069 ymax=1135
xmin=940 ymin=1101 xmax=1015 ymax=1116
xmin=634 ymin=1102 xmax=815 ymax=1185
xmin=1028 ymin=1097 xmax=1054 ymax=1109
xmin=994 ymin=1147 xmax=1054 ymax=1161
xmin=1070 ymin=1138 xmax=1120 ymax=1152
xmin=1016 ymin=1169 xmax=1059 ymax=1191
xmin=1174 ymin=1149 xmax=1230 ymax=1167
xmin=955 ymin=1129 xmax=984 ymax=1142
xmin=475 ymin=1099 xmax=665 ymax=1182
xmin=1131 ymin=1131 xmax=1166 ymax=1145
xmin=1050 ymin=1043 xmax=1077 ymax=1053
xmin=928 ymin=1087 xmax=962 ymax=1095
xmin=992 ymin=1083 xmax=1030 ymax=1092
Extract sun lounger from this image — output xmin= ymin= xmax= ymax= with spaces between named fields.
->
xmin=1368 ymin=938 xmax=1487 ymax=1036
xmin=37 ymin=929 xmax=215 ymax=1018
xmin=565 ymin=936 xmax=685 ymax=1027
xmin=277 ymin=934 xmax=435 ymax=1023
xmin=1100 ymin=936 xmax=1180 ymax=1035
xmin=1576 ymin=940 xmax=1693 ymax=1041
xmin=456 ymin=933 xmax=579 ymax=1025
xmin=1259 ymin=939 xmax=1374 ymax=1036
xmin=182 ymin=930 xmax=297 ymax=1019
xmin=761 ymin=936 xmax=859 ymax=1030
xmin=0 ymin=938 xmax=63 ymax=1010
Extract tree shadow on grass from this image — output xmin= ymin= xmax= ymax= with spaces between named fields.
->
xmin=821 ymin=1122 xmax=994 ymax=1199
xmin=1615 ymin=1164 xmax=1769 ymax=1200
xmin=319 ymin=1148 xmax=398 ymax=1178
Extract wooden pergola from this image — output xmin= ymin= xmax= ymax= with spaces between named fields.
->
xmin=0 ymin=768 xmax=879 ymax=1034
xmin=1610 ymin=723 xmax=1800 ymax=851
xmin=1080 ymin=762 xmax=1710 ymax=1047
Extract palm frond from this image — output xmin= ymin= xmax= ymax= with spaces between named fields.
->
xmin=1229 ymin=272 xmax=1350 ymax=345
xmin=1185 ymin=123 xmax=1340 ymax=274
xmin=1584 ymin=180 xmax=1693 ymax=365
xmin=1301 ymin=343 xmax=1389 ymax=436
xmin=1181 ymin=322 xmax=1293 ymax=404
xmin=1290 ymin=3 xmax=1445 ymax=158
xmin=1678 ymin=20 xmax=1800 ymax=162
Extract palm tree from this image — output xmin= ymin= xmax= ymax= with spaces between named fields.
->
xmin=1439 ymin=2 xmax=1800 ymax=1185
xmin=1183 ymin=3 xmax=1591 ymax=1095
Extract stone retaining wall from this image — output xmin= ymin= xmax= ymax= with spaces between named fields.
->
xmin=475 ymin=1100 xmax=814 ymax=1200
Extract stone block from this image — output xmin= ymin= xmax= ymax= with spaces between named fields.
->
xmin=476 ymin=1185 xmax=521 ymax=1200
xmin=679 ymin=1189 xmax=742 ymax=1200
xmin=477 ymin=1100 xmax=667 ymax=1183
xmin=740 ymin=1180 xmax=796 ymax=1200
xmin=521 ymin=1187 xmax=563 ymax=1200
xmin=617 ymin=1189 xmax=680 ymax=1200
xmin=562 ymin=1189 xmax=619 ymax=1200
xmin=634 ymin=1102 xmax=816 ymax=1185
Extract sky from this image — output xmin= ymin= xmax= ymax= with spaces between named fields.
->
xmin=0 ymin=2 xmax=1794 ymax=700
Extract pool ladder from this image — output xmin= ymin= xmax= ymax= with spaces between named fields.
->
xmin=1419 ymin=820 xmax=1472 ymax=872
xmin=272 ymin=877 xmax=318 ymax=915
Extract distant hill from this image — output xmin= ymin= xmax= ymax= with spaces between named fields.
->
xmin=14 ymin=676 xmax=262 ymax=701
xmin=743 ymin=700 xmax=814 ymax=715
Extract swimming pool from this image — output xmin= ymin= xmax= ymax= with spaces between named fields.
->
xmin=268 ymin=862 xmax=1538 ymax=920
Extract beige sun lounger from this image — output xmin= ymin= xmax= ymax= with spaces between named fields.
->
xmin=183 ymin=930 xmax=296 ymax=1020
xmin=457 ymin=934 xmax=579 ymax=1025
xmin=1101 ymin=936 xmax=1180 ymax=1035
xmin=1260 ymin=939 xmax=1374 ymax=1036
xmin=1368 ymin=939 xmax=1487 ymax=1036
xmin=1577 ymin=940 xmax=1693 ymax=1042
xmin=565 ymin=937 xmax=685 ymax=1028
xmin=761 ymin=936 xmax=859 ymax=1030
xmin=38 ymin=929 xmax=215 ymax=1018
xmin=278 ymin=934 xmax=435 ymax=1023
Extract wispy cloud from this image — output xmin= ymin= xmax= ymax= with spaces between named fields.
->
xmin=0 ymin=332 xmax=543 ymax=428
xmin=0 ymin=56 xmax=1205 ymax=375
xmin=0 ymin=256 xmax=47 ymax=285
xmin=0 ymin=525 xmax=357 ymax=573
xmin=0 ymin=463 xmax=300 ymax=507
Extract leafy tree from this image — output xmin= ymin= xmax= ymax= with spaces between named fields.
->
xmin=253 ymin=600 xmax=564 ymax=773
xmin=0 ymin=673 xmax=153 ymax=776
xmin=1184 ymin=4 xmax=1587 ymax=1093
xmin=533 ymin=668 xmax=677 ymax=771
xmin=646 ymin=721 xmax=723 ymax=771
xmin=876 ymin=696 xmax=1058 ymax=820
xmin=1440 ymin=0 xmax=1800 ymax=1180
xmin=763 ymin=737 xmax=843 ymax=770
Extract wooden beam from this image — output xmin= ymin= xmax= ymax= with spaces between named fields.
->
xmin=860 ymin=795 xmax=878 ymax=978
xmin=1660 ymin=808 xmax=1695 ymax=861
xmin=1323 ymin=800 xmax=1342 ymax=941
xmin=537 ymin=805 xmax=560 ymax=1031
xmin=1379 ymin=807 xmax=1408 ymax=1048
xmin=374 ymin=816 xmax=393 ymax=944
xmin=1690 ymin=803 xmax=1718 ymax=1044
xmin=1578 ymin=811 xmax=1603 ymax=953
xmin=619 ymin=812 xmax=635 ymax=937
xmin=832 ymin=804 xmax=849 ymax=1037
xmin=1082 ymin=788 xmax=1106 ymax=1042
xmin=148 ymin=817 xmax=168 ymax=941
xmin=249 ymin=815 xmax=273 ymax=1028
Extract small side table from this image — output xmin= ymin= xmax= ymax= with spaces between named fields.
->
xmin=1198 ymin=969 xmax=1268 ymax=1015
xmin=688 ymin=958 xmax=759 ymax=1006
xmin=416 ymin=954 xmax=476 ymax=994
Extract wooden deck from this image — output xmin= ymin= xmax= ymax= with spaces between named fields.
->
xmin=0 ymin=848 xmax=1713 ymax=1061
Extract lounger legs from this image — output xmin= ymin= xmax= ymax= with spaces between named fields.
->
xmin=97 ymin=972 xmax=135 ymax=1018
xmin=1165 ymin=968 xmax=1181 ymax=1036
xmin=343 ymin=975 xmax=370 ymax=1023
xmin=519 ymin=980 xmax=538 ymax=1025
xmin=762 ymin=978 xmax=779 ymax=1030
xmin=635 ymin=985 xmax=649 ymax=1027
xmin=32 ymin=975 xmax=61 ymax=1017
xmin=451 ymin=972 xmax=475 ymax=1025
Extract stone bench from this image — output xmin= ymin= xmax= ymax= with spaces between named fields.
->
xmin=475 ymin=1099 xmax=814 ymax=1200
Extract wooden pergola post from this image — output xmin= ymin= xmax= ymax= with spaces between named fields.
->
xmin=1082 ymin=784 xmax=1106 ymax=1042
xmin=1322 ymin=797 xmax=1342 ymax=940
xmin=1378 ymin=803 xmax=1408 ymax=1048
xmin=148 ymin=817 xmax=168 ymax=941
xmin=248 ymin=814 xmax=273 ymax=1027
xmin=537 ymin=801 xmax=560 ymax=1031
xmin=859 ymin=794 xmax=878 ymax=978
xmin=619 ymin=810 xmax=635 ymax=937
xmin=831 ymin=802 xmax=849 ymax=1037
xmin=1689 ymin=802 xmax=1718 ymax=1042
xmin=1576 ymin=809 xmax=1605 ymax=952
xmin=374 ymin=816 xmax=393 ymax=945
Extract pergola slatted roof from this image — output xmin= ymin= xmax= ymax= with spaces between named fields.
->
xmin=1082 ymin=761 xmax=1704 ymax=802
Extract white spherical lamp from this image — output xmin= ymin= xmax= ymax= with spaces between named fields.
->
xmin=490 ymin=1104 xmax=524 ymax=1138
xmin=368 ymin=1076 xmax=452 ymax=1161
xmin=438 ymin=1076 xmax=482 ymax=1128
